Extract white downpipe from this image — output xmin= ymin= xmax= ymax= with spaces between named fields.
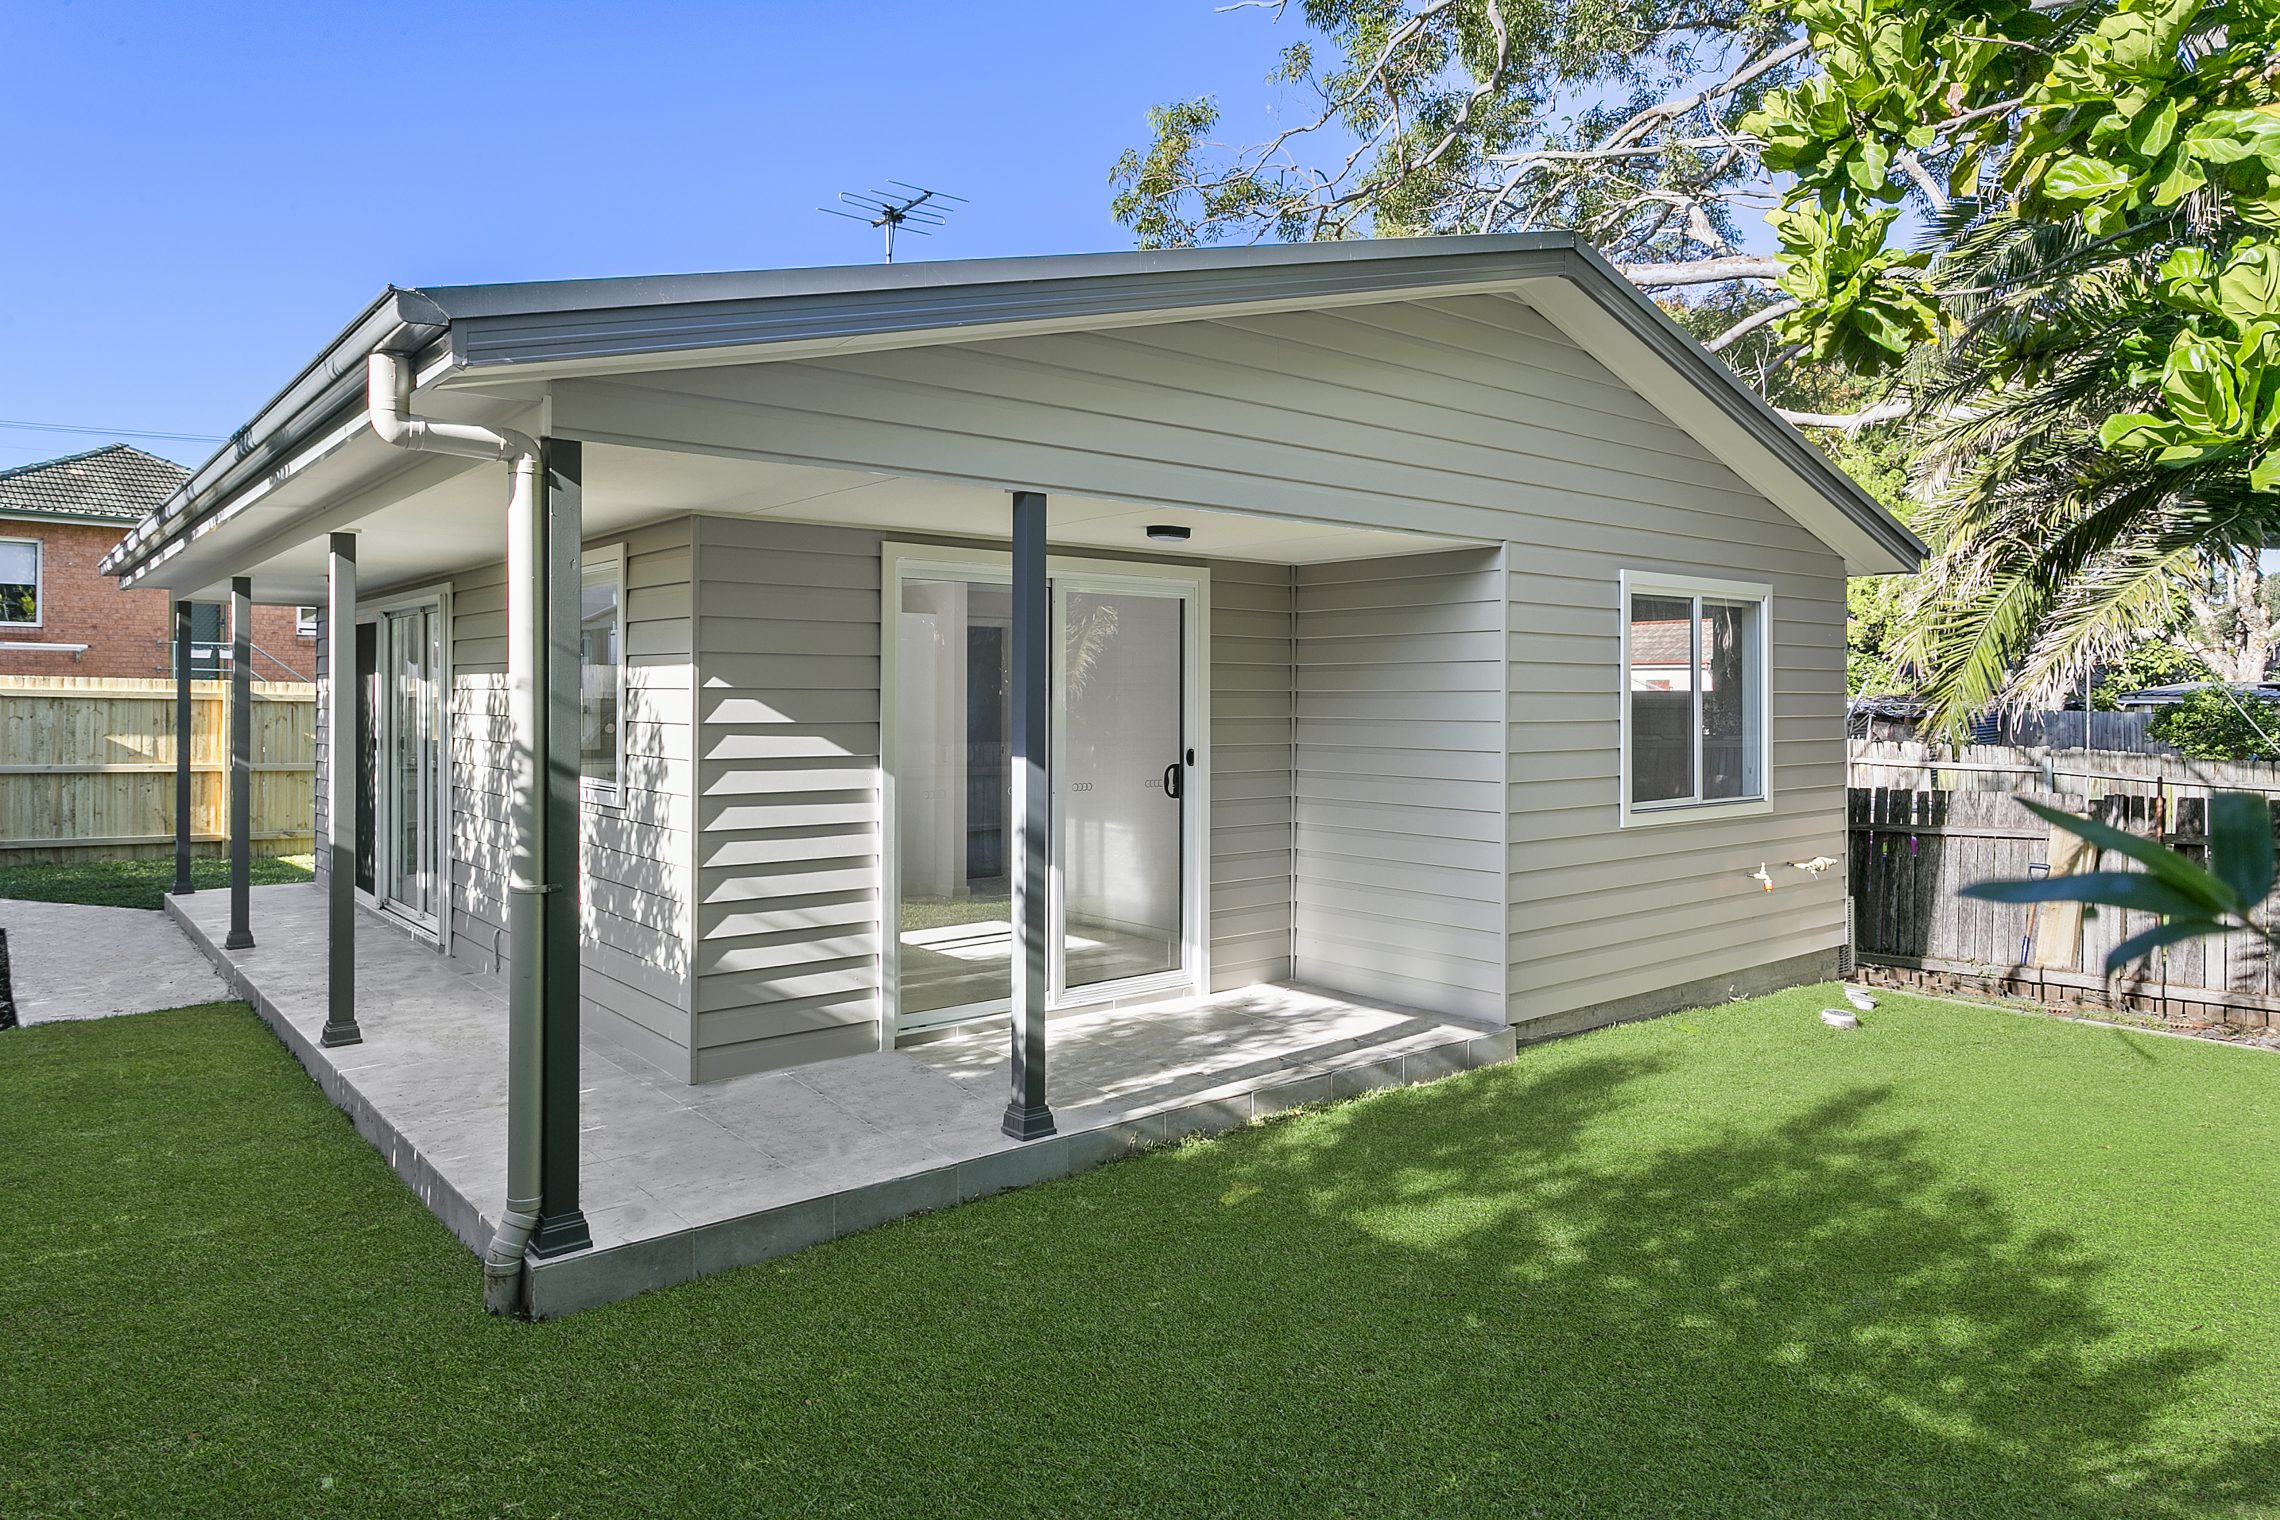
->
xmin=366 ymin=352 xmax=547 ymax=1315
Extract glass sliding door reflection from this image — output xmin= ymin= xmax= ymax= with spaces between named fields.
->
xmin=894 ymin=578 xmax=1014 ymax=1019
xmin=1061 ymin=590 xmax=1184 ymax=991
xmin=381 ymin=606 xmax=441 ymax=922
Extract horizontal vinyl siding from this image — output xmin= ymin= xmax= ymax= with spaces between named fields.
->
xmin=1209 ymin=559 xmax=1293 ymax=990
xmin=447 ymin=520 xmax=697 ymax=1078
xmin=689 ymin=516 xmax=885 ymax=1083
xmin=1292 ymin=548 xmax=1506 ymax=1025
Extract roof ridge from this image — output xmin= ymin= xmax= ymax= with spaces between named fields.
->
xmin=0 ymin=441 xmax=188 ymax=484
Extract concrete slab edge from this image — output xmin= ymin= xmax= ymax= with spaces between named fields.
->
xmin=524 ymin=1021 xmax=1518 ymax=1317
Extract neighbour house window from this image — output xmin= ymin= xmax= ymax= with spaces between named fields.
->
xmin=297 ymin=606 xmax=319 ymax=638
xmin=1621 ymin=572 xmax=1770 ymax=821
xmin=0 ymin=539 xmax=39 ymax=625
xmin=581 ymin=549 xmax=625 ymax=796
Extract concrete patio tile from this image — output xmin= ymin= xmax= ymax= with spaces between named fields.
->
xmin=1329 ymin=1053 xmax=1410 ymax=1098
xmin=580 ymin=1188 xmax=695 ymax=1253
xmin=689 ymin=1195 xmax=836 ymax=1276
xmin=832 ymin=1166 xmax=958 ymax=1235
xmin=527 ymin=1231 xmax=696 ymax=1317
xmin=1249 ymin=1068 xmax=1335 ymax=1117
xmin=1402 ymin=1040 xmax=1473 ymax=1083
xmin=167 ymin=881 xmax=1514 ymax=1315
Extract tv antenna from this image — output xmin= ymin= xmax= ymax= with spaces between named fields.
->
xmin=820 ymin=181 xmax=966 ymax=263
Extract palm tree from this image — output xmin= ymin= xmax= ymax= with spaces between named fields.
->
xmin=1886 ymin=212 xmax=2280 ymax=733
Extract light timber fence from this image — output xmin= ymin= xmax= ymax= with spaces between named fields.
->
xmin=0 ymin=675 xmax=316 ymax=863
xmin=1848 ymin=740 xmax=2280 ymax=1030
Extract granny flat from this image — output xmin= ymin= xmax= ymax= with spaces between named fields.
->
xmin=104 ymin=235 xmax=1921 ymax=1314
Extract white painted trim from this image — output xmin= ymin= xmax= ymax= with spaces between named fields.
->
xmin=879 ymin=540 xmax=1211 ymax=1042
xmin=578 ymin=541 xmax=629 ymax=808
xmin=1616 ymin=567 xmax=1774 ymax=829
xmin=0 ymin=534 xmax=43 ymax=629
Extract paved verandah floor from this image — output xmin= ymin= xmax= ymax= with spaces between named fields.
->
xmin=167 ymin=883 xmax=1513 ymax=1314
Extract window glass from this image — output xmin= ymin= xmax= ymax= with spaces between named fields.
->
xmin=1700 ymin=598 xmax=1762 ymax=800
xmin=894 ymin=576 xmax=1014 ymax=1018
xmin=0 ymin=540 xmax=38 ymax=624
xmin=1626 ymin=583 xmax=1766 ymax=812
xmin=1627 ymin=593 xmax=1695 ymax=804
xmin=580 ymin=558 xmax=623 ymax=789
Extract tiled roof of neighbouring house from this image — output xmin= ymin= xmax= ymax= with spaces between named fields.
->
xmin=0 ymin=444 xmax=190 ymax=522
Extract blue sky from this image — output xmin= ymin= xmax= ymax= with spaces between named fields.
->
xmin=0 ymin=1 xmax=1304 ymax=471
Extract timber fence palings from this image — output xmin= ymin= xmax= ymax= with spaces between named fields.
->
xmin=1847 ymin=741 xmax=2280 ymax=1028
xmin=0 ymin=675 xmax=314 ymax=863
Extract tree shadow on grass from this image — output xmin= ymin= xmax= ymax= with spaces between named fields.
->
xmin=1154 ymin=1051 xmax=2280 ymax=1516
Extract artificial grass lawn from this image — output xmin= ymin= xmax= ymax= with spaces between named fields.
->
xmin=6 ymin=990 xmax=2280 ymax=1517
xmin=0 ymin=853 xmax=313 ymax=911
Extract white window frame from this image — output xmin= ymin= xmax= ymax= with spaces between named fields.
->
xmin=0 ymin=536 xmax=42 ymax=628
xmin=580 ymin=543 xmax=628 ymax=806
xmin=1617 ymin=569 xmax=1774 ymax=828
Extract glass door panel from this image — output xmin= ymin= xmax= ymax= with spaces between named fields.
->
xmin=1059 ymin=589 xmax=1184 ymax=993
xmin=359 ymin=603 xmax=443 ymax=931
xmin=893 ymin=577 xmax=1014 ymax=1021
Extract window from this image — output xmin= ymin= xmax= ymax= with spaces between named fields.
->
xmin=0 ymin=539 xmax=39 ymax=626
xmin=1620 ymin=572 xmax=1770 ymax=823
xmin=580 ymin=548 xmax=625 ymax=795
xmin=296 ymin=606 xmax=319 ymax=638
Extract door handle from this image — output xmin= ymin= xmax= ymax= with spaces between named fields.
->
xmin=1163 ymin=760 xmax=1183 ymax=800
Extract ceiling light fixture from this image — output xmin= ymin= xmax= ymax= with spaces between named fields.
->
xmin=1146 ymin=524 xmax=1191 ymax=542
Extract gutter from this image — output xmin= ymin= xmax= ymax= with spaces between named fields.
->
xmin=98 ymin=290 xmax=450 ymax=582
xmin=366 ymin=352 xmax=548 ymax=1316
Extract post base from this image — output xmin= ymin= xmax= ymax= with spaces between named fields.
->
xmin=528 ymin=1210 xmax=593 ymax=1259
xmin=319 ymin=1021 xmax=363 ymax=1049
xmin=1001 ymin=1099 xmax=1057 ymax=1142
xmin=223 ymin=930 xmax=254 ymax=950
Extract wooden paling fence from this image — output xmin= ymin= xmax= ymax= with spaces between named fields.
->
xmin=0 ymin=675 xmax=315 ymax=863
xmin=1848 ymin=741 xmax=2280 ymax=1026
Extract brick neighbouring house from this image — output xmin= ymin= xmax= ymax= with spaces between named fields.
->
xmin=0 ymin=444 xmax=314 ymax=679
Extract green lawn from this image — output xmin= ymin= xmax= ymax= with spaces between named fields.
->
xmin=0 ymin=852 xmax=312 ymax=911
xmin=6 ymin=988 xmax=2279 ymax=1517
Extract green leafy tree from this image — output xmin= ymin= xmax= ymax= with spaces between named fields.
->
xmin=2147 ymin=686 xmax=2280 ymax=759
xmin=1744 ymin=0 xmax=2280 ymax=486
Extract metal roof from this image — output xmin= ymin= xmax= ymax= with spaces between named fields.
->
xmin=100 ymin=235 xmax=1927 ymax=580
xmin=0 ymin=443 xmax=188 ymax=524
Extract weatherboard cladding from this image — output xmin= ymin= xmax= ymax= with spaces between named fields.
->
xmin=441 ymin=520 xmax=697 ymax=1078
xmin=551 ymin=292 xmax=1847 ymax=1030
xmin=300 ymin=278 xmax=1849 ymax=1068
xmin=1293 ymin=548 xmax=1508 ymax=1025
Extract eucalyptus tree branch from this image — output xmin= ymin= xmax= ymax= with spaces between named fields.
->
xmin=1596 ymin=35 xmax=1811 ymax=151
xmin=1620 ymin=255 xmax=1784 ymax=287
xmin=1703 ymin=298 xmax=1801 ymax=351
xmin=1777 ymin=396 xmax=1914 ymax=431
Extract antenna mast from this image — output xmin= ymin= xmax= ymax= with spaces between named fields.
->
xmin=820 ymin=181 xmax=967 ymax=263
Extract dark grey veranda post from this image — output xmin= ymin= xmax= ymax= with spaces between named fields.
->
xmin=320 ymin=535 xmax=362 ymax=1048
xmin=224 ymin=576 xmax=254 ymax=950
xmin=172 ymin=597 xmax=195 ymax=897
xmin=1003 ymin=490 xmax=1056 ymax=1140
xmin=529 ymin=438 xmax=590 ymax=1258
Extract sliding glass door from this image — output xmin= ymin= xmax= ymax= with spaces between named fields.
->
xmin=356 ymin=597 xmax=446 ymax=935
xmin=887 ymin=552 xmax=1204 ymax=1034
